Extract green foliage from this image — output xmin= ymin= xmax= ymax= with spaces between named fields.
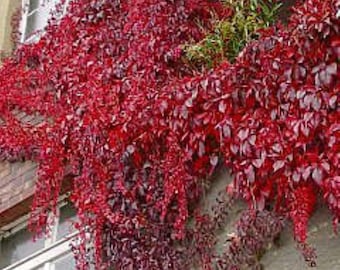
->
xmin=184 ymin=0 xmax=282 ymax=68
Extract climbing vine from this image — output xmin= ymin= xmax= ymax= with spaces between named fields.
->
xmin=0 ymin=0 xmax=339 ymax=269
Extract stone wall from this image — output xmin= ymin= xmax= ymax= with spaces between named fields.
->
xmin=0 ymin=0 xmax=37 ymax=227
xmin=202 ymin=169 xmax=340 ymax=270
xmin=0 ymin=0 xmax=21 ymax=55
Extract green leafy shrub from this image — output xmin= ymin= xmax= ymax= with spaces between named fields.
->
xmin=184 ymin=0 xmax=282 ymax=68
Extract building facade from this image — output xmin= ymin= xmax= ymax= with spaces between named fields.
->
xmin=0 ymin=1 xmax=339 ymax=270
xmin=0 ymin=2 xmax=77 ymax=269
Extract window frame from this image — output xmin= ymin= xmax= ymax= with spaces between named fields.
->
xmin=2 ymin=232 xmax=76 ymax=270
xmin=21 ymin=0 xmax=39 ymax=42
xmin=0 ymin=196 xmax=78 ymax=270
xmin=20 ymin=0 xmax=70 ymax=43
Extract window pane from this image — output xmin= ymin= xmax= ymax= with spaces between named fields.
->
xmin=57 ymin=203 xmax=77 ymax=240
xmin=28 ymin=0 xmax=40 ymax=13
xmin=24 ymin=0 xmax=68 ymax=42
xmin=25 ymin=12 xmax=39 ymax=40
xmin=0 ymin=228 xmax=45 ymax=269
xmin=54 ymin=254 xmax=75 ymax=270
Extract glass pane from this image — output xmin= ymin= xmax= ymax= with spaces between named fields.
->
xmin=25 ymin=12 xmax=39 ymax=40
xmin=28 ymin=0 xmax=40 ymax=13
xmin=54 ymin=254 xmax=75 ymax=270
xmin=57 ymin=203 xmax=77 ymax=240
xmin=0 ymin=228 xmax=45 ymax=269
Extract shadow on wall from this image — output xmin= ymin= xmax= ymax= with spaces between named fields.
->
xmin=199 ymin=167 xmax=340 ymax=270
xmin=278 ymin=0 xmax=298 ymax=24
xmin=261 ymin=204 xmax=340 ymax=270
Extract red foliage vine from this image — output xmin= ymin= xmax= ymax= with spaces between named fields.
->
xmin=0 ymin=0 xmax=339 ymax=269
xmin=216 ymin=210 xmax=284 ymax=270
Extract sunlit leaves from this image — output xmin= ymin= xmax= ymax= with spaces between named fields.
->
xmin=0 ymin=0 xmax=339 ymax=269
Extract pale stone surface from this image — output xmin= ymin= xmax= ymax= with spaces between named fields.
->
xmin=202 ymin=169 xmax=340 ymax=270
xmin=0 ymin=161 xmax=37 ymax=212
xmin=0 ymin=0 xmax=21 ymax=54
xmin=262 ymin=205 xmax=340 ymax=270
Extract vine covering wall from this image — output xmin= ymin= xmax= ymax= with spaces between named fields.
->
xmin=0 ymin=0 xmax=339 ymax=269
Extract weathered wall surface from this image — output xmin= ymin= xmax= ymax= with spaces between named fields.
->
xmin=0 ymin=161 xmax=36 ymax=213
xmin=263 ymin=206 xmax=340 ymax=270
xmin=0 ymin=0 xmax=21 ymax=54
xmin=0 ymin=0 xmax=38 ymax=226
xmin=203 ymin=169 xmax=340 ymax=270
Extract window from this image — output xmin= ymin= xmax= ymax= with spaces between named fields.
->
xmin=20 ymin=0 xmax=70 ymax=43
xmin=0 ymin=200 xmax=78 ymax=270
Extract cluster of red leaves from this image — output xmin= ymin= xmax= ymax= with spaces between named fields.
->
xmin=0 ymin=0 xmax=339 ymax=269
xmin=216 ymin=210 xmax=284 ymax=270
xmin=186 ymin=192 xmax=285 ymax=270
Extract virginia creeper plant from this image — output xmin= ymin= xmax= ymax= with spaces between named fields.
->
xmin=0 ymin=0 xmax=339 ymax=269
